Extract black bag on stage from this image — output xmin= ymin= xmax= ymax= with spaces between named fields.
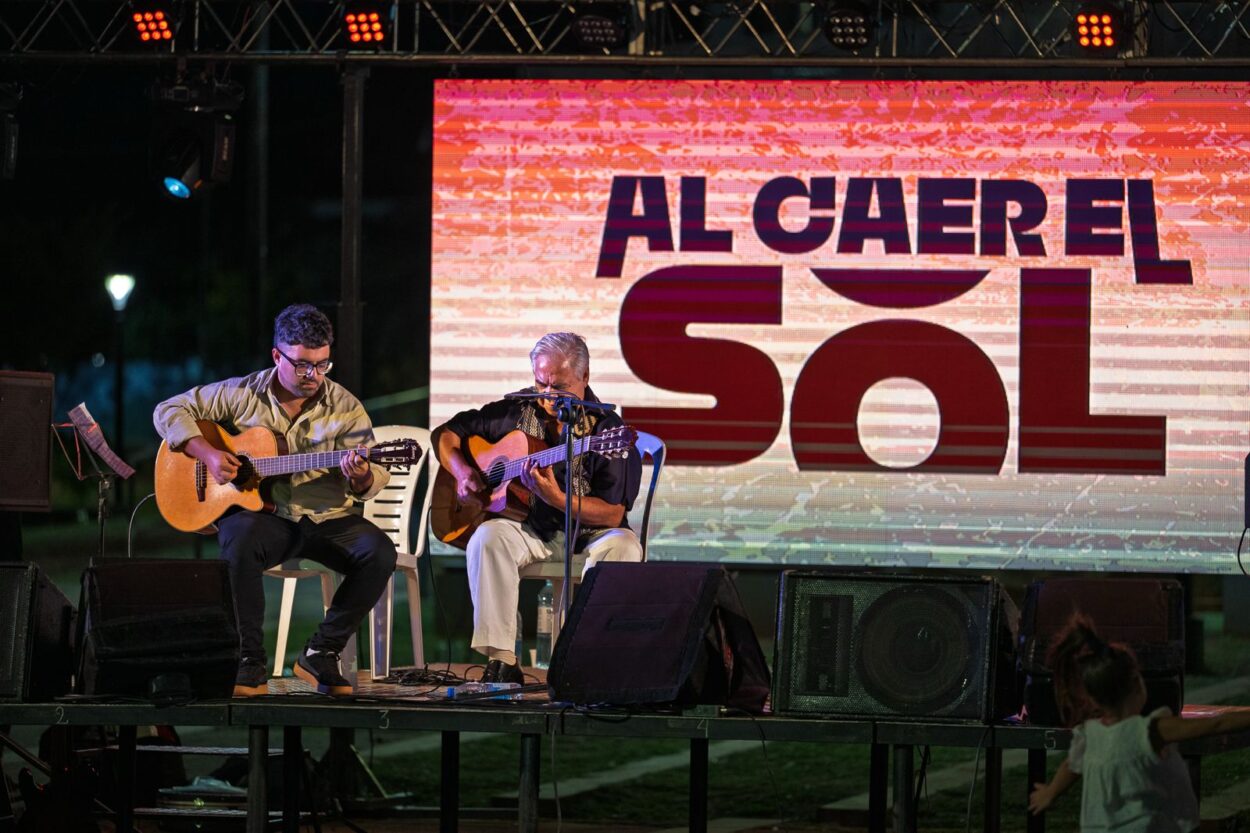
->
xmin=547 ymin=562 xmax=770 ymax=712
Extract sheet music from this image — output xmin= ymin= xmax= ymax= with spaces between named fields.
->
xmin=68 ymin=403 xmax=135 ymax=479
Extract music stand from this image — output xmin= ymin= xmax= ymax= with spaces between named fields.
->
xmin=53 ymin=403 xmax=135 ymax=564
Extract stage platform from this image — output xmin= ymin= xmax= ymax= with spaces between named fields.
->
xmin=3 ymin=667 xmax=1249 ymax=833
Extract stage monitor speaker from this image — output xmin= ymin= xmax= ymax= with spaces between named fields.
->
xmin=0 ymin=371 xmax=54 ymax=512
xmin=1018 ymin=577 xmax=1184 ymax=726
xmin=547 ymin=562 xmax=771 ymax=712
xmin=79 ymin=559 xmax=240 ymax=702
xmin=0 ymin=563 xmax=76 ymax=702
xmin=772 ymin=572 xmax=1020 ymax=722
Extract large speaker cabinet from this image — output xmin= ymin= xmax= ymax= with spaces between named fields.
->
xmin=772 ymin=572 xmax=1020 ymax=722
xmin=1018 ymin=577 xmax=1184 ymax=725
xmin=0 ymin=371 xmax=54 ymax=512
xmin=78 ymin=559 xmax=240 ymax=701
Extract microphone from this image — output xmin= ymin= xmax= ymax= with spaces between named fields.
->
xmin=503 ymin=389 xmax=570 ymax=401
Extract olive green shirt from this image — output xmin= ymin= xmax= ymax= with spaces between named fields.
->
xmin=153 ymin=367 xmax=389 ymax=522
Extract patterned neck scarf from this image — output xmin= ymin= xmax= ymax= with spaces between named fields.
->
xmin=516 ymin=389 xmax=602 ymax=498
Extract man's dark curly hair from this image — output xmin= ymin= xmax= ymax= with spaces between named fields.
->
xmin=273 ymin=304 xmax=334 ymax=348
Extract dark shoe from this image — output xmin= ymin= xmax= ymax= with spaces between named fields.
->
xmin=233 ymin=656 xmax=269 ymax=698
xmin=294 ymin=646 xmax=353 ymax=696
xmin=482 ymin=659 xmax=524 ymax=685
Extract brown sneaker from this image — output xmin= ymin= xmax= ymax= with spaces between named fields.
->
xmin=233 ymin=656 xmax=269 ymax=697
xmin=293 ymin=646 xmax=353 ymax=696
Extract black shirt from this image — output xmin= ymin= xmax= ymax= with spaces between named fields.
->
xmin=442 ymin=386 xmax=642 ymax=546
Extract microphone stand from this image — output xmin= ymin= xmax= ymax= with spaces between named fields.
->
xmin=505 ymin=389 xmax=616 ymax=622
xmin=551 ymin=394 xmax=616 ymax=623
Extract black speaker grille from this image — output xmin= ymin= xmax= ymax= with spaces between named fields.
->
xmin=774 ymin=573 xmax=1006 ymax=722
xmin=0 ymin=372 xmax=54 ymax=511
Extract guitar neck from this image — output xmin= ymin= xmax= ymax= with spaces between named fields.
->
xmin=251 ymin=448 xmax=356 ymax=478
xmin=492 ymin=436 xmax=596 ymax=485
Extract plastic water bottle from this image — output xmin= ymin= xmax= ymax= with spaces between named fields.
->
xmin=535 ymin=580 xmax=554 ymax=669
xmin=514 ymin=607 xmax=524 ymax=665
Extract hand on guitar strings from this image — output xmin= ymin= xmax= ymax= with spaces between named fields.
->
xmin=199 ymin=443 xmax=242 ymax=485
xmin=520 ymin=459 xmax=563 ymax=508
xmin=340 ymin=444 xmax=373 ymax=492
xmin=453 ymin=464 xmax=486 ymax=509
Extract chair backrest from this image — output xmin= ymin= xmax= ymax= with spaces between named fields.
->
xmin=363 ymin=425 xmax=436 ymax=557
xmin=633 ymin=431 xmax=665 ymax=560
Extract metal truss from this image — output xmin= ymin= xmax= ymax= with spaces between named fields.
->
xmin=1 ymin=0 xmax=1248 ymax=60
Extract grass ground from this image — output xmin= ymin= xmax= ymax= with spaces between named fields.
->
xmin=13 ymin=510 xmax=1250 ymax=831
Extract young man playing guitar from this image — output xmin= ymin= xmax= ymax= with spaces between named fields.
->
xmin=433 ymin=332 xmax=643 ymax=684
xmin=153 ymin=303 xmax=397 ymax=697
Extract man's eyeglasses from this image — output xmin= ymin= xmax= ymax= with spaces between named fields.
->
xmin=276 ymin=347 xmax=333 ymax=378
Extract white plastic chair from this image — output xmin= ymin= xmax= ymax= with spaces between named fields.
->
xmin=518 ymin=430 xmax=665 ymax=632
xmin=266 ymin=425 xmax=436 ymax=683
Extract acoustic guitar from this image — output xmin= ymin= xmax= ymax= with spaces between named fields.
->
xmin=155 ymin=420 xmax=422 ymax=533
xmin=430 ymin=425 xmax=636 ymax=550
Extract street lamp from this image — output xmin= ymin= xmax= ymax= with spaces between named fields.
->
xmin=105 ymin=273 xmax=135 ymax=507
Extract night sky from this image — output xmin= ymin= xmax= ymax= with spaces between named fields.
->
xmin=2 ymin=64 xmax=436 ymax=476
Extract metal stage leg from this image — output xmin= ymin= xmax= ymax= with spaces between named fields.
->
xmin=283 ymin=725 xmax=302 ymax=833
xmin=249 ymin=724 xmax=269 ymax=833
xmin=983 ymin=746 xmax=1002 ymax=833
xmin=317 ymin=727 xmax=389 ymax=806
xmin=0 ymin=744 xmax=13 ymax=833
xmin=117 ymin=724 xmax=136 ymax=833
xmin=690 ymin=738 xmax=708 ymax=833
xmin=892 ymin=744 xmax=913 ymax=833
xmin=441 ymin=730 xmax=459 ymax=833
xmin=1027 ymin=749 xmax=1046 ymax=833
xmin=868 ymin=743 xmax=888 ymax=833
xmin=519 ymin=733 xmax=540 ymax=833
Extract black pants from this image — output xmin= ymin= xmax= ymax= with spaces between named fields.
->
xmin=216 ymin=510 xmax=397 ymax=660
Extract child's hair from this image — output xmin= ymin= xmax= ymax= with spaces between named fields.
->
xmin=1047 ymin=613 xmax=1141 ymax=726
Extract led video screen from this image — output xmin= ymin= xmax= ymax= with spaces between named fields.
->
xmin=431 ymin=79 xmax=1250 ymax=573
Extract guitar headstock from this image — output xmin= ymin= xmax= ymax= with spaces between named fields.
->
xmin=590 ymin=426 xmax=638 ymax=460
xmin=369 ymin=439 xmax=423 ymax=468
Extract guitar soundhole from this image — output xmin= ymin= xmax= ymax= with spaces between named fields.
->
xmin=232 ymin=455 xmax=257 ymax=487
xmin=486 ymin=460 xmax=506 ymax=487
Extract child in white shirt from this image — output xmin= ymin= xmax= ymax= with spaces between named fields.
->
xmin=1028 ymin=615 xmax=1250 ymax=831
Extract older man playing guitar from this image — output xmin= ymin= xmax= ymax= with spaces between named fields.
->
xmin=431 ymin=332 xmax=643 ymax=684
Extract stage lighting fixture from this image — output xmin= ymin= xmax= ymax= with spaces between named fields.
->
xmin=130 ymin=4 xmax=175 ymax=43
xmin=822 ymin=2 xmax=873 ymax=53
xmin=342 ymin=2 xmax=393 ymax=48
xmin=572 ymin=11 xmax=629 ymax=52
xmin=1074 ymin=5 xmax=1119 ymax=52
xmin=149 ymin=79 xmax=242 ymax=200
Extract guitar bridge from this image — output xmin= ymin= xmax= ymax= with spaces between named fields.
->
xmin=194 ymin=460 xmax=206 ymax=502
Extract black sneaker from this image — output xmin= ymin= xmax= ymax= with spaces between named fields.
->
xmin=234 ymin=656 xmax=269 ymax=698
xmin=482 ymin=659 xmax=524 ymax=685
xmin=293 ymin=646 xmax=353 ymax=696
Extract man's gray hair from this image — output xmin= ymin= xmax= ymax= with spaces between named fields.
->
xmin=530 ymin=332 xmax=589 ymax=378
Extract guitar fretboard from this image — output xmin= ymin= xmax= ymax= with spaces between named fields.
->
xmin=252 ymin=449 xmax=357 ymax=477
xmin=486 ymin=437 xmax=596 ymax=487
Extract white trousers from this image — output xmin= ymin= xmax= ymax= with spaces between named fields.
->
xmin=466 ymin=519 xmax=642 ymax=657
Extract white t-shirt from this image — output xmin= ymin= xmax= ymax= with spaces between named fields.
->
xmin=1069 ymin=706 xmax=1199 ymax=833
